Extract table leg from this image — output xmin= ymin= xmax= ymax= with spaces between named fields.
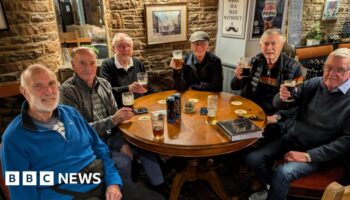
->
xmin=169 ymin=158 xmax=232 ymax=200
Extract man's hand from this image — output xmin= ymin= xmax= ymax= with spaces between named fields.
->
xmin=105 ymin=185 xmax=122 ymax=200
xmin=111 ymin=107 xmax=134 ymax=125
xmin=284 ymin=151 xmax=309 ymax=162
xmin=266 ymin=114 xmax=278 ymax=125
xmin=234 ymin=64 xmax=243 ymax=80
xmin=279 ymin=84 xmax=291 ymax=101
xmin=120 ymin=144 xmax=133 ymax=159
xmin=128 ymin=82 xmax=146 ymax=94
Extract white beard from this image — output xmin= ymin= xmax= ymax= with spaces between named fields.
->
xmin=31 ymin=94 xmax=60 ymax=113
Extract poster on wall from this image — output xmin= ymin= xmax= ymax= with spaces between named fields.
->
xmin=250 ymin=0 xmax=288 ymax=40
xmin=287 ymin=0 xmax=304 ymax=47
xmin=322 ymin=0 xmax=340 ymax=21
xmin=222 ymin=0 xmax=248 ymax=38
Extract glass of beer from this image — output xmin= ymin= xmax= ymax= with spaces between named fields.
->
xmin=151 ymin=111 xmax=165 ymax=140
xmin=137 ymin=72 xmax=148 ymax=93
xmin=283 ymin=80 xmax=296 ymax=102
xmin=172 ymin=50 xmax=183 ymax=70
xmin=239 ymin=57 xmax=252 ymax=78
xmin=207 ymin=95 xmax=218 ymax=125
xmin=122 ymin=92 xmax=134 ymax=110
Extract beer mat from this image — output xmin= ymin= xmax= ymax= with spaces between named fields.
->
xmin=138 ymin=116 xmax=150 ymax=121
xmin=188 ymin=98 xmax=199 ymax=103
xmin=234 ymin=109 xmax=247 ymax=115
xmin=231 ymin=101 xmax=243 ymax=106
xmin=157 ymin=100 xmax=166 ymax=104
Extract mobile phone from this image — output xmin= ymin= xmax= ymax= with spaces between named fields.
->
xmin=134 ymin=107 xmax=148 ymax=115
xmin=200 ymin=107 xmax=208 ymax=115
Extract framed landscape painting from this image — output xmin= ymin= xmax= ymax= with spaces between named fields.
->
xmin=145 ymin=3 xmax=187 ymax=45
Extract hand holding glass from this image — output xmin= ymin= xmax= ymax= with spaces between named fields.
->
xmin=137 ymin=72 xmax=148 ymax=93
xmin=283 ymin=80 xmax=296 ymax=102
xmin=172 ymin=50 xmax=183 ymax=70
xmin=239 ymin=57 xmax=251 ymax=78
xmin=122 ymin=92 xmax=134 ymax=110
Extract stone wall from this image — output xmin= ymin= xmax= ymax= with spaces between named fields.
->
xmin=0 ymin=0 xmax=61 ymax=83
xmin=104 ymin=0 xmax=219 ymax=90
xmin=302 ymin=0 xmax=350 ymax=44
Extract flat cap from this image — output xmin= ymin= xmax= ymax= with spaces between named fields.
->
xmin=189 ymin=31 xmax=209 ymax=42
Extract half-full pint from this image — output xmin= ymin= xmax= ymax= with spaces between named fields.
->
xmin=207 ymin=109 xmax=217 ymax=125
xmin=172 ymin=50 xmax=183 ymax=70
xmin=284 ymin=80 xmax=296 ymax=102
xmin=151 ymin=112 xmax=165 ymax=140
xmin=122 ymin=92 xmax=134 ymax=110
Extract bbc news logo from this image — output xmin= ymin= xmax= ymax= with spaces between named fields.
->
xmin=5 ymin=171 xmax=102 ymax=186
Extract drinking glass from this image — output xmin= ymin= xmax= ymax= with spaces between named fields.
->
xmin=283 ymin=80 xmax=296 ymax=102
xmin=239 ymin=57 xmax=252 ymax=78
xmin=122 ymin=92 xmax=134 ymax=110
xmin=137 ymin=72 xmax=148 ymax=92
xmin=172 ymin=50 xmax=184 ymax=70
xmin=151 ymin=111 xmax=165 ymax=140
xmin=207 ymin=95 xmax=218 ymax=125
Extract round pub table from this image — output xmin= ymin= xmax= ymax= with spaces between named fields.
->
xmin=119 ymin=90 xmax=266 ymax=200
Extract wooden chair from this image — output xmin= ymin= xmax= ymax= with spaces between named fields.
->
xmin=59 ymin=31 xmax=80 ymax=47
xmin=321 ymin=182 xmax=350 ymax=200
xmin=288 ymin=165 xmax=346 ymax=199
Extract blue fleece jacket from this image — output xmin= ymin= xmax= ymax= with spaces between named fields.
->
xmin=1 ymin=103 xmax=122 ymax=200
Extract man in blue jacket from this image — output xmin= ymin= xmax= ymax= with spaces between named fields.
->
xmin=246 ymin=48 xmax=350 ymax=200
xmin=1 ymin=64 xmax=163 ymax=200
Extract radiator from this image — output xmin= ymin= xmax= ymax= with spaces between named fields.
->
xmin=222 ymin=63 xmax=241 ymax=95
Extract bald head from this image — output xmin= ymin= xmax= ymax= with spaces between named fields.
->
xmin=20 ymin=64 xmax=57 ymax=89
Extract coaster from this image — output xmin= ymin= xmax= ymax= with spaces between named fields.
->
xmin=138 ymin=116 xmax=150 ymax=121
xmin=188 ymin=98 xmax=199 ymax=103
xmin=157 ymin=100 xmax=166 ymax=104
xmin=234 ymin=109 xmax=247 ymax=115
xmin=231 ymin=101 xmax=243 ymax=106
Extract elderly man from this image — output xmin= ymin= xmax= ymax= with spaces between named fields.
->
xmin=170 ymin=31 xmax=223 ymax=92
xmin=231 ymin=29 xmax=303 ymax=139
xmin=246 ymin=48 xmax=350 ymax=200
xmin=61 ymin=47 xmax=166 ymax=196
xmin=100 ymin=33 xmax=155 ymax=108
xmin=1 ymin=64 xmax=163 ymax=200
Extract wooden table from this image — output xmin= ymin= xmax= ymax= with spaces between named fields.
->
xmin=119 ymin=90 xmax=266 ymax=200
xmin=60 ymin=37 xmax=92 ymax=45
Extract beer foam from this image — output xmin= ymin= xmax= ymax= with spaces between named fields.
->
xmin=284 ymin=80 xmax=296 ymax=87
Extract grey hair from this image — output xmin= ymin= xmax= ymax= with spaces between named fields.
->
xmin=112 ymin=33 xmax=133 ymax=47
xmin=20 ymin=64 xmax=56 ymax=87
xmin=327 ymin=48 xmax=350 ymax=69
xmin=259 ymin=29 xmax=286 ymax=44
xmin=71 ymin=46 xmax=97 ymax=59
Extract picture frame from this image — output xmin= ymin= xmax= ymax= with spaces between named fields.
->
xmin=322 ymin=0 xmax=340 ymax=21
xmin=145 ymin=3 xmax=187 ymax=45
xmin=0 ymin=0 xmax=9 ymax=31
xmin=221 ymin=0 xmax=248 ymax=38
xmin=250 ymin=0 xmax=288 ymax=40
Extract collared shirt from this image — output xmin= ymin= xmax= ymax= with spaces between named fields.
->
xmin=114 ymin=54 xmax=134 ymax=71
xmin=336 ymin=79 xmax=350 ymax=94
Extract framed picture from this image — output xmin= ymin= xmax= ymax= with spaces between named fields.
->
xmin=250 ymin=0 xmax=288 ymax=40
xmin=322 ymin=0 xmax=340 ymax=21
xmin=0 ymin=0 xmax=9 ymax=31
xmin=145 ymin=3 xmax=187 ymax=45
xmin=222 ymin=0 xmax=248 ymax=38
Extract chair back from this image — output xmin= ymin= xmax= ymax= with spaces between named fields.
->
xmin=321 ymin=182 xmax=347 ymax=200
xmin=59 ymin=31 xmax=80 ymax=46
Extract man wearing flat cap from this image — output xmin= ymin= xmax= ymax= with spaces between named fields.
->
xmin=170 ymin=31 xmax=223 ymax=91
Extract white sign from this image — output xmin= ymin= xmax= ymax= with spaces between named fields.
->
xmin=222 ymin=0 xmax=248 ymax=38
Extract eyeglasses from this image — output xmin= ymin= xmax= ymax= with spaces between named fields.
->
xmin=323 ymin=65 xmax=349 ymax=74
xmin=116 ymin=44 xmax=132 ymax=49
